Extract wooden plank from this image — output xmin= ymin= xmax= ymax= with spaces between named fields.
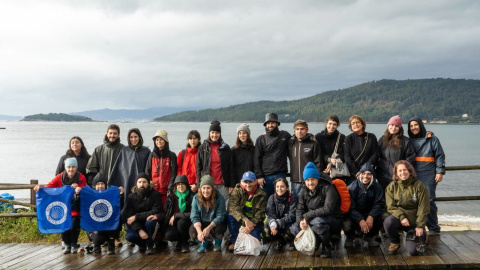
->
xmin=260 ymin=246 xmax=298 ymax=270
xmin=118 ymin=244 xmax=176 ymax=270
xmin=294 ymin=250 xmax=317 ymax=269
xmin=450 ymin=231 xmax=480 ymax=266
xmin=438 ymin=232 xmax=480 ymax=267
xmin=0 ymin=244 xmax=58 ymax=269
xmin=191 ymin=249 xmax=220 ymax=270
xmin=0 ymin=244 xmax=38 ymax=265
xmin=170 ymin=249 xmax=206 ymax=270
xmin=464 ymin=230 xmax=480 ymax=244
xmin=240 ymin=242 xmax=270 ymax=269
xmin=332 ymin=237 xmax=349 ymax=269
xmin=378 ymin=235 xmax=408 ymax=269
xmin=222 ymin=251 xmax=250 ymax=270
xmin=365 ymin=245 xmax=389 ymax=270
xmin=4 ymin=244 xmax=63 ymax=269
xmin=76 ymin=244 xmax=132 ymax=269
xmin=0 ymin=243 xmax=16 ymax=252
xmin=428 ymin=234 xmax=468 ymax=269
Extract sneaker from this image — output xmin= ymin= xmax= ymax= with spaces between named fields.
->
xmin=344 ymin=237 xmax=354 ymax=247
xmin=274 ymin=241 xmax=285 ymax=250
xmin=427 ymin=231 xmax=440 ymax=236
xmin=388 ymin=243 xmax=400 ymax=255
xmin=146 ymin=244 xmax=156 ymax=255
xmin=320 ymin=245 xmax=332 ymax=258
xmin=366 ymin=237 xmax=379 ymax=247
xmin=63 ymin=245 xmax=71 ymax=254
xmin=93 ymin=245 xmax=101 ymax=253
xmin=213 ymin=238 xmax=222 ymax=252
xmin=181 ymin=243 xmax=190 ymax=253
xmin=227 ymin=243 xmax=235 ymax=252
xmin=127 ymin=241 xmax=135 ymax=247
xmin=71 ymin=244 xmax=79 ymax=254
xmin=85 ymin=243 xmax=94 ymax=254
xmin=197 ymin=241 xmax=208 ymax=253
xmin=138 ymin=245 xmax=147 ymax=252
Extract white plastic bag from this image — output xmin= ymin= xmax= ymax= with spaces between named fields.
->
xmin=294 ymin=227 xmax=316 ymax=256
xmin=234 ymin=227 xmax=262 ymax=256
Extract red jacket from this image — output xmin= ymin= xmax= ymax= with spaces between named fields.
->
xmin=177 ymin=148 xmax=198 ymax=185
xmin=44 ymin=172 xmax=87 ymax=216
xmin=146 ymin=151 xmax=177 ymax=195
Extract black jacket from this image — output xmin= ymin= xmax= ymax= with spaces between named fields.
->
xmin=122 ymin=187 xmax=162 ymax=232
xmin=232 ymin=144 xmax=255 ymax=183
xmin=296 ymin=176 xmax=342 ymax=222
xmin=254 ymin=128 xmax=291 ymax=178
xmin=375 ymin=135 xmax=416 ymax=185
xmin=162 ymin=191 xmax=194 ymax=230
xmin=56 ymin=154 xmax=89 ymax=177
xmin=288 ymin=133 xmax=323 ymax=183
xmin=315 ymin=129 xmax=345 ymax=165
xmin=266 ymin=192 xmax=298 ymax=229
xmin=196 ymin=139 xmax=235 ymax=188
xmin=348 ymin=177 xmax=385 ymax=223
xmin=344 ymin=132 xmax=378 ymax=177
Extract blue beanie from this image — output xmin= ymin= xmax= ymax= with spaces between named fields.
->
xmin=65 ymin=157 xmax=78 ymax=168
xmin=241 ymin=171 xmax=256 ymax=182
xmin=303 ymin=162 xmax=320 ymax=181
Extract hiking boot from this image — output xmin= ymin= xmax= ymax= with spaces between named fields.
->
xmin=274 ymin=241 xmax=285 ymax=250
xmin=344 ymin=237 xmax=354 ymax=247
xmin=93 ymin=244 xmax=101 ymax=253
xmin=213 ymin=238 xmax=222 ymax=252
xmin=366 ymin=237 xmax=379 ymax=247
xmin=181 ymin=243 xmax=190 ymax=253
xmin=388 ymin=243 xmax=400 ymax=255
xmin=71 ymin=243 xmax=79 ymax=254
xmin=146 ymin=244 xmax=156 ymax=255
xmin=138 ymin=245 xmax=147 ymax=252
xmin=320 ymin=244 xmax=332 ymax=258
xmin=175 ymin=241 xmax=182 ymax=251
xmin=63 ymin=245 xmax=71 ymax=254
xmin=228 ymin=243 xmax=235 ymax=252
xmin=108 ymin=240 xmax=115 ymax=255
xmin=115 ymin=239 xmax=123 ymax=247
xmin=427 ymin=230 xmax=440 ymax=236
xmin=197 ymin=241 xmax=208 ymax=253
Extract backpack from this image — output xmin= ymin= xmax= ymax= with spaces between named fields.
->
xmin=331 ymin=179 xmax=351 ymax=214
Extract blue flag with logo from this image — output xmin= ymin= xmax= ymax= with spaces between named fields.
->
xmin=80 ymin=186 xmax=120 ymax=231
xmin=36 ymin=186 xmax=74 ymax=234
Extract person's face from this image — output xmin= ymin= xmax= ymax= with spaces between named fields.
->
xmin=129 ymin=133 xmax=140 ymax=146
xmin=305 ymin=177 xmax=319 ymax=191
xmin=326 ymin=120 xmax=338 ymax=134
xmin=350 ymin=118 xmax=363 ymax=133
xmin=176 ymin=182 xmax=187 ymax=193
xmin=209 ymin=131 xmax=220 ymax=142
xmin=396 ymin=164 xmax=410 ymax=181
xmin=201 ymin=185 xmax=212 ymax=199
xmin=66 ymin=166 xmax=77 ymax=178
xmin=360 ymin=172 xmax=373 ymax=185
xmin=137 ymin=178 xmax=149 ymax=189
xmin=188 ymin=135 xmax=199 ymax=148
xmin=275 ymin=181 xmax=288 ymax=196
xmin=95 ymin=182 xmax=106 ymax=191
xmin=242 ymin=180 xmax=257 ymax=192
xmin=409 ymin=121 xmax=420 ymax=135
xmin=294 ymin=125 xmax=308 ymax=140
xmin=155 ymin=137 xmax=165 ymax=149
xmin=238 ymin=131 xmax=248 ymax=144
xmin=265 ymin=121 xmax=278 ymax=132
xmin=387 ymin=124 xmax=400 ymax=135
xmin=70 ymin=138 xmax=82 ymax=154
xmin=107 ymin=129 xmax=119 ymax=143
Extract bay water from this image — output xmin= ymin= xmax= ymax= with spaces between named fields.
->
xmin=1 ymin=121 xmax=479 ymax=224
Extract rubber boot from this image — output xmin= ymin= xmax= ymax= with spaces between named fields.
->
xmin=197 ymin=240 xmax=208 ymax=253
xmin=213 ymin=238 xmax=222 ymax=252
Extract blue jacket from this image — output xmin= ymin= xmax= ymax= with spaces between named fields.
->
xmin=408 ymin=117 xmax=446 ymax=185
xmin=190 ymin=190 xmax=226 ymax=225
xmin=348 ymin=177 xmax=385 ymax=223
xmin=266 ymin=192 xmax=298 ymax=229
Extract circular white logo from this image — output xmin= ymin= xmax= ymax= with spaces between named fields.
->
xmin=89 ymin=199 xmax=113 ymax=222
xmin=45 ymin=201 xmax=68 ymax=225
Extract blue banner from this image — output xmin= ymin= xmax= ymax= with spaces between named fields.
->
xmin=80 ymin=186 xmax=120 ymax=231
xmin=36 ymin=186 xmax=74 ymax=234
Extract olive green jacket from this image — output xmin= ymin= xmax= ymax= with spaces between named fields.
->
xmin=385 ymin=177 xmax=430 ymax=228
xmin=228 ymin=184 xmax=267 ymax=225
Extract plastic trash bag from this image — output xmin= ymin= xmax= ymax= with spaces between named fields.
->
xmin=234 ymin=227 xmax=262 ymax=256
xmin=294 ymin=227 xmax=316 ymax=256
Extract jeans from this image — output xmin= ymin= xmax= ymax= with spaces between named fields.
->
xmin=264 ymin=172 xmax=287 ymax=199
xmin=425 ymin=183 xmax=440 ymax=232
xmin=125 ymin=219 xmax=157 ymax=247
xmin=290 ymin=182 xmax=303 ymax=198
xmin=227 ymin=214 xmax=262 ymax=244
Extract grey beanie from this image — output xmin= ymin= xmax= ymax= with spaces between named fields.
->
xmin=237 ymin=123 xmax=251 ymax=135
xmin=199 ymin=175 xmax=214 ymax=188
xmin=152 ymin=129 xmax=169 ymax=143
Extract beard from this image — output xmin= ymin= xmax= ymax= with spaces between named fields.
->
xmin=136 ymin=185 xmax=150 ymax=197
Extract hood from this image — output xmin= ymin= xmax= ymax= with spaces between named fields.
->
xmin=291 ymin=133 xmax=315 ymax=142
xmin=408 ymin=117 xmax=427 ymax=138
xmin=359 ymin=162 xmax=376 ymax=179
xmin=92 ymin=173 xmax=107 ymax=188
xmin=128 ymin=128 xmax=144 ymax=149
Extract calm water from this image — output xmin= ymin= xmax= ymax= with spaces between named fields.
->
xmin=1 ymin=121 xmax=479 ymax=223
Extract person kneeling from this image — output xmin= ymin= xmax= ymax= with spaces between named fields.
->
xmin=227 ymin=171 xmax=267 ymax=252
xmin=290 ymin=162 xmax=343 ymax=258
xmin=122 ymin=173 xmax=163 ymax=255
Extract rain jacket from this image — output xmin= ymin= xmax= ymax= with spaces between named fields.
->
xmin=266 ymin=192 xmax=297 ymax=229
xmin=228 ymin=183 xmax=267 ymax=226
xmin=196 ymin=139 xmax=235 ymax=187
xmin=145 ymin=150 xmax=177 ymax=196
xmin=86 ymin=139 xmax=124 ymax=185
xmin=254 ymin=127 xmax=291 ymax=178
xmin=375 ymin=135 xmax=416 ymax=186
xmin=288 ymin=133 xmax=323 ymax=183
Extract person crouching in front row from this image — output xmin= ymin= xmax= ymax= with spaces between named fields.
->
xmin=290 ymin=162 xmax=343 ymax=258
xmin=227 ymin=171 xmax=267 ymax=252
xmin=122 ymin=173 xmax=163 ymax=255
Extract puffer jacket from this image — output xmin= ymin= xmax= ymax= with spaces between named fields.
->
xmin=228 ymin=184 xmax=267 ymax=226
xmin=196 ymin=139 xmax=235 ymax=187
xmin=315 ymin=129 xmax=346 ymax=165
xmin=266 ymin=192 xmax=297 ymax=229
xmin=254 ymin=128 xmax=291 ymax=178
xmin=190 ymin=191 xmax=226 ymax=225
xmin=288 ymin=133 xmax=323 ymax=183
xmin=296 ymin=175 xmax=342 ymax=222
xmin=385 ymin=177 xmax=430 ymax=228
xmin=408 ymin=117 xmax=446 ymax=185
xmin=86 ymin=139 xmax=124 ymax=185
xmin=122 ymin=186 xmax=162 ymax=232
xmin=232 ymin=144 xmax=255 ymax=184
xmin=375 ymin=135 xmax=416 ymax=186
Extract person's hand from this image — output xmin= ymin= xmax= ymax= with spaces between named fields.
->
xmin=257 ymin=178 xmax=265 ymax=186
xmin=139 ymin=229 xmax=148 ymax=240
xmin=366 ymin=216 xmax=374 ymax=229
xmin=75 ymin=187 xmax=82 ymax=194
xmin=119 ymin=186 xmax=124 ymax=194
xmin=242 ymin=226 xmax=253 ymax=234
xmin=324 ymin=163 xmax=332 ymax=173
xmin=435 ymin=174 xmax=443 ymax=183
xmin=330 ymin=158 xmax=337 ymax=165
xmin=401 ymin=218 xmax=410 ymax=227
xmin=127 ymin=215 xmax=136 ymax=225
xmin=202 ymin=226 xmax=212 ymax=238
xmin=33 ymin=185 xmax=40 ymax=192
xmin=228 ymin=187 xmax=233 ymax=194
xmin=197 ymin=232 xmax=204 ymax=243
xmin=191 ymin=184 xmax=198 ymax=192
xmin=270 ymin=227 xmax=277 ymax=236
xmin=243 ymin=218 xmax=255 ymax=231
xmin=359 ymin=219 xmax=369 ymax=234
xmin=415 ymin=227 xmax=424 ymax=237
xmin=146 ymin=215 xmax=157 ymax=221
xmin=169 ymin=215 xmax=175 ymax=226
xmin=71 ymin=183 xmax=79 ymax=189
xmin=299 ymin=219 xmax=309 ymax=230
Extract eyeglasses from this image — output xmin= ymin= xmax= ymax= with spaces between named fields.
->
xmin=351 ymin=121 xmax=361 ymax=125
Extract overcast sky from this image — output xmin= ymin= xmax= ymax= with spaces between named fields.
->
xmin=1 ymin=0 xmax=479 ymax=116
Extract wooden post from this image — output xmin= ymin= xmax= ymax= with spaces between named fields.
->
xmin=30 ymin=179 xmax=38 ymax=209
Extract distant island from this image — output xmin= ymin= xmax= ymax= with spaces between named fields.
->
xmin=22 ymin=113 xmax=92 ymax=122
xmin=154 ymin=78 xmax=480 ymax=123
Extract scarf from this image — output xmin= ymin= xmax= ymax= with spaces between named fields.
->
xmin=240 ymin=183 xmax=258 ymax=199
xmin=175 ymin=189 xmax=190 ymax=212
xmin=274 ymin=191 xmax=290 ymax=204
xmin=265 ymin=126 xmax=280 ymax=137
xmin=61 ymin=171 xmax=79 ymax=186
xmin=104 ymin=137 xmax=121 ymax=148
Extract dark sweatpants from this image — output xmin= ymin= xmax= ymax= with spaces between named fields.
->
xmin=62 ymin=216 xmax=80 ymax=246
xmin=164 ymin=216 xmax=192 ymax=245
xmin=384 ymin=215 xmax=426 ymax=256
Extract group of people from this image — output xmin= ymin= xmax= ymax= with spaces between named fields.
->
xmin=36 ymin=112 xmax=445 ymax=258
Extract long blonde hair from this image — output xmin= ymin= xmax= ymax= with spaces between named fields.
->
xmin=198 ymin=186 xmax=217 ymax=209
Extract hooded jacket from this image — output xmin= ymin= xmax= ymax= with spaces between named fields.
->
xmin=162 ymin=176 xmax=194 ymax=231
xmin=288 ymin=133 xmax=323 ymax=183
xmin=296 ymin=175 xmax=342 ymax=222
xmin=315 ymin=129 xmax=346 ymax=165
xmin=254 ymin=127 xmax=291 ymax=178
xmin=266 ymin=192 xmax=298 ymax=229
xmin=145 ymin=147 xmax=177 ymax=195
xmin=347 ymin=163 xmax=385 ymax=223
xmin=177 ymin=147 xmax=199 ymax=186
xmin=190 ymin=190 xmax=226 ymax=225
xmin=86 ymin=138 xmax=124 ymax=185
xmin=232 ymin=143 xmax=255 ymax=184
xmin=122 ymin=186 xmax=162 ymax=232
xmin=344 ymin=131 xmax=378 ymax=177
xmin=375 ymin=135 xmax=416 ymax=186
xmin=228 ymin=183 xmax=267 ymax=226
xmin=385 ymin=176 xmax=430 ymax=228
xmin=196 ymin=139 xmax=235 ymax=188
xmin=407 ymin=117 xmax=446 ymax=185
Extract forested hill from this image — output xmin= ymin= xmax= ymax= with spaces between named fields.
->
xmin=22 ymin=113 xmax=92 ymax=122
xmin=154 ymin=78 xmax=480 ymax=123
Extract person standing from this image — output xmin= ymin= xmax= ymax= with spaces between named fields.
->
xmin=177 ymin=130 xmax=201 ymax=192
xmin=288 ymin=119 xmax=323 ymax=197
xmin=86 ymin=124 xmax=124 ymax=185
xmin=232 ymin=123 xmax=255 ymax=183
xmin=408 ymin=117 xmax=445 ymax=236
xmin=254 ymin=113 xmax=291 ymax=198
xmin=56 ymin=136 xmax=91 ymax=177
xmin=315 ymin=115 xmax=346 ymax=178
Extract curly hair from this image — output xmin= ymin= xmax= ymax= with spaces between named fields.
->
xmin=392 ymin=160 xmax=417 ymax=181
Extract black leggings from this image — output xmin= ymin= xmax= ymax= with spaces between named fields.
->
xmin=62 ymin=216 xmax=80 ymax=246
xmin=164 ymin=216 xmax=192 ymax=244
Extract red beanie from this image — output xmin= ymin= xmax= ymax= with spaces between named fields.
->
xmin=387 ymin=115 xmax=402 ymax=127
